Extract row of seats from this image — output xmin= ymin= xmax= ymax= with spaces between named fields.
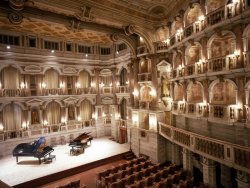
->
xmin=57 ymin=180 xmax=85 ymax=188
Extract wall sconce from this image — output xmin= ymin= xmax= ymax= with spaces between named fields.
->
xmin=0 ymin=124 xmax=4 ymax=131
xmin=0 ymin=82 xmax=2 ymax=89
xmin=109 ymin=83 xmax=112 ymax=87
xmin=102 ymin=112 xmax=106 ymax=117
xmin=43 ymin=120 xmax=48 ymax=127
xmin=234 ymin=50 xmax=240 ymax=58
xmin=149 ymin=89 xmax=156 ymax=97
xmin=176 ymin=28 xmax=183 ymax=35
xmin=90 ymin=82 xmax=95 ymax=87
xmin=132 ymin=89 xmax=139 ymax=97
xmin=125 ymin=81 xmax=129 ymax=85
xmin=59 ymin=82 xmax=65 ymax=88
xmin=20 ymin=82 xmax=25 ymax=89
xmin=99 ymin=82 xmax=104 ymax=87
xmin=61 ymin=117 xmax=66 ymax=124
xmin=41 ymin=82 xmax=46 ymax=89
xmin=163 ymin=38 xmax=170 ymax=45
xmin=227 ymin=0 xmax=239 ymax=5
xmin=198 ymin=15 xmax=205 ymax=21
xmin=22 ymin=122 xmax=27 ymax=130
xmin=76 ymin=82 xmax=80 ymax=88
xmin=77 ymin=116 xmax=81 ymax=121
xmin=116 ymin=82 xmax=120 ymax=86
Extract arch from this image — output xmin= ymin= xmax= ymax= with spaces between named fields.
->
xmin=139 ymin=57 xmax=152 ymax=73
xmin=2 ymin=103 xmax=23 ymax=131
xmin=0 ymin=101 xmax=26 ymax=111
xmin=173 ymin=50 xmax=183 ymax=69
xmin=0 ymin=66 xmax=21 ymax=89
xmin=77 ymin=68 xmax=92 ymax=76
xmin=124 ymin=25 xmax=154 ymax=54
xmin=171 ymin=19 xmax=183 ymax=36
xmin=187 ymin=81 xmax=204 ymax=103
xmin=79 ymin=99 xmax=93 ymax=121
xmin=205 ymin=0 xmax=227 ymax=14
xmin=43 ymin=66 xmax=61 ymax=75
xmin=44 ymin=68 xmax=60 ymax=89
xmin=242 ymin=24 xmax=250 ymax=52
xmin=78 ymin=70 xmax=91 ymax=88
xmin=43 ymin=100 xmax=64 ymax=108
xmin=207 ymin=31 xmax=236 ymax=59
xmin=119 ymin=98 xmax=127 ymax=119
xmin=184 ymin=3 xmax=203 ymax=27
xmin=139 ymin=85 xmax=154 ymax=102
xmin=209 ymin=79 xmax=237 ymax=104
xmin=111 ymin=33 xmax=136 ymax=57
xmin=155 ymin=26 xmax=170 ymax=42
xmin=77 ymin=98 xmax=95 ymax=105
xmin=46 ymin=101 xmax=61 ymax=125
xmin=185 ymin=42 xmax=202 ymax=65
xmin=174 ymin=83 xmax=184 ymax=101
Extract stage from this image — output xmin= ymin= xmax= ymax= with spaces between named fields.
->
xmin=0 ymin=137 xmax=129 ymax=187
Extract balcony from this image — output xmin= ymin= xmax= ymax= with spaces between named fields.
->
xmin=117 ymin=86 xmax=129 ymax=93
xmin=138 ymin=73 xmax=152 ymax=82
xmin=159 ymin=122 xmax=250 ymax=172
xmin=42 ymin=88 xmax=63 ymax=96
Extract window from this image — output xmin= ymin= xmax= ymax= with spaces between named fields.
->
xmin=66 ymin=43 xmax=72 ymax=52
xmin=28 ymin=38 xmax=36 ymax=48
xmin=0 ymin=34 xmax=20 ymax=45
xmin=44 ymin=40 xmax=59 ymax=50
xmin=78 ymin=45 xmax=91 ymax=54
xmin=100 ymin=47 xmax=111 ymax=55
xmin=118 ymin=43 xmax=127 ymax=51
xmin=188 ymin=104 xmax=195 ymax=113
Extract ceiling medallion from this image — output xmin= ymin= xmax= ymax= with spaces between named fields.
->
xmin=8 ymin=0 xmax=25 ymax=11
xmin=8 ymin=11 xmax=23 ymax=24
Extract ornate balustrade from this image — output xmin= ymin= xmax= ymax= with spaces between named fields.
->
xmin=76 ymin=87 xmax=93 ymax=95
xmin=117 ymin=86 xmax=129 ymax=93
xmin=1 ymin=89 xmax=22 ymax=97
xmin=42 ymin=88 xmax=63 ymax=95
xmin=138 ymin=73 xmax=152 ymax=82
xmin=159 ymin=122 xmax=250 ymax=172
xmin=156 ymin=4 xmax=240 ymax=52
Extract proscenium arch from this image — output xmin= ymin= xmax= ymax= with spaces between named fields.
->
xmin=124 ymin=25 xmax=155 ymax=54
xmin=111 ymin=33 xmax=136 ymax=57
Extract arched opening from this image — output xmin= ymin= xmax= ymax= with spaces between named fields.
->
xmin=79 ymin=100 xmax=92 ymax=121
xmin=31 ymin=108 xmax=40 ymax=125
xmin=0 ymin=67 xmax=20 ymax=89
xmin=140 ymin=85 xmax=153 ymax=102
xmin=119 ymin=68 xmax=128 ymax=86
xmin=46 ymin=101 xmax=61 ymax=125
xmin=68 ymin=105 xmax=75 ymax=121
xmin=44 ymin=69 xmax=59 ymax=89
xmin=3 ymin=103 xmax=22 ymax=131
xmin=184 ymin=4 xmax=203 ymax=26
xmin=174 ymin=84 xmax=184 ymax=101
xmin=186 ymin=44 xmax=202 ymax=65
xmin=206 ymin=0 xmax=227 ymax=13
xmin=187 ymin=82 xmax=203 ymax=103
xmin=209 ymin=32 xmax=236 ymax=58
xmin=119 ymin=98 xmax=127 ymax=120
xmin=139 ymin=59 xmax=151 ymax=73
xmin=210 ymin=80 xmax=236 ymax=105
xmin=78 ymin=70 xmax=91 ymax=88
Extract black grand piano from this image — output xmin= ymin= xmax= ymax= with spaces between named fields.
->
xmin=13 ymin=137 xmax=54 ymax=164
xmin=69 ymin=132 xmax=93 ymax=155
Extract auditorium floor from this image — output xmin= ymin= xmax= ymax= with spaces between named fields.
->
xmin=0 ymin=137 xmax=129 ymax=187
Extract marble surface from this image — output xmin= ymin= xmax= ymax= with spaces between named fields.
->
xmin=0 ymin=137 xmax=129 ymax=186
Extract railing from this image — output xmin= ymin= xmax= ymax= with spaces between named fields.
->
xmin=159 ymin=122 xmax=250 ymax=172
xmin=42 ymin=88 xmax=63 ymax=95
xmin=156 ymin=4 xmax=239 ymax=51
xmin=117 ymin=86 xmax=129 ymax=93
xmin=138 ymin=73 xmax=152 ymax=82
xmin=1 ymin=89 xmax=22 ymax=97
xmin=102 ymin=86 xmax=112 ymax=94
xmin=76 ymin=87 xmax=92 ymax=95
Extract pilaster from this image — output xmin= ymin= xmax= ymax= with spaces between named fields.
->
xmin=202 ymin=157 xmax=217 ymax=188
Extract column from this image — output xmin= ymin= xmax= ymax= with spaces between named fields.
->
xmin=171 ymin=144 xmax=181 ymax=165
xmin=182 ymin=148 xmax=193 ymax=176
xmin=28 ymin=108 xmax=31 ymax=127
xmin=39 ymin=108 xmax=43 ymax=125
xmin=94 ymin=68 xmax=101 ymax=105
xmin=148 ymin=54 xmax=159 ymax=110
xmin=132 ymin=58 xmax=139 ymax=108
xmin=65 ymin=106 xmax=68 ymax=122
xmin=202 ymin=157 xmax=217 ymax=188
xmin=112 ymin=68 xmax=117 ymax=105
xmin=128 ymin=62 xmax=134 ymax=107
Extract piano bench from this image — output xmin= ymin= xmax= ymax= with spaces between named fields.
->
xmin=70 ymin=147 xmax=84 ymax=156
xmin=46 ymin=154 xmax=56 ymax=162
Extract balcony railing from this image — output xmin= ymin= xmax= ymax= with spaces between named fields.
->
xmin=138 ymin=73 xmax=152 ymax=82
xmin=42 ymin=88 xmax=63 ymax=95
xmin=156 ymin=3 xmax=239 ymax=51
xmin=159 ymin=122 xmax=250 ymax=172
xmin=117 ymin=86 xmax=129 ymax=93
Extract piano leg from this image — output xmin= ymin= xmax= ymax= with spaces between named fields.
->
xmin=39 ymin=158 xmax=41 ymax=164
xmin=16 ymin=156 xmax=18 ymax=163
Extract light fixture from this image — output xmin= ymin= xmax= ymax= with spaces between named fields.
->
xmin=234 ymin=50 xmax=240 ymax=57
xmin=85 ymin=54 xmax=88 ymax=57
xmin=76 ymin=82 xmax=80 ymax=88
xmin=132 ymin=89 xmax=139 ymax=97
xmin=198 ymin=15 xmax=205 ymax=21
xmin=0 ymin=82 xmax=2 ymax=89
xmin=51 ymin=50 xmax=55 ymax=53
xmin=41 ymin=82 xmax=46 ymax=88
xmin=0 ymin=124 xmax=4 ymax=131
xmin=116 ymin=51 xmax=119 ymax=54
xmin=59 ymin=82 xmax=65 ymax=88
xmin=6 ymin=45 xmax=10 ymax=49
xmin=77 ymin=116 xmax=82 ymax=121
xmin=20 ymin=82 xmax=25 ymax=89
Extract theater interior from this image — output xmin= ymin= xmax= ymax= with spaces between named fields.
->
xmin=0 ymin=0 xmax=250 ymax=187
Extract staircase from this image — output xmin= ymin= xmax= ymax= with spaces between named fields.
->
xmin=123 ymin=150 xmax=136 ymax=160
